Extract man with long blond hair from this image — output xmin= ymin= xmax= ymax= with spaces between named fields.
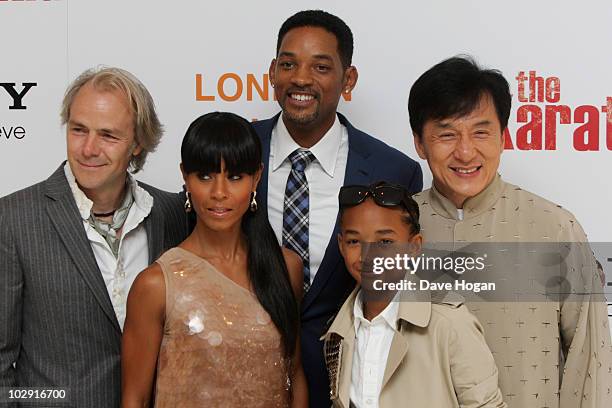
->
xmin=0 ymin=67 xmax=188 ymax=407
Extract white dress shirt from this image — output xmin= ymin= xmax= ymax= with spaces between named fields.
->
xmin=456 ymin=208 xmax=464 ymax=220
xmin=64 ymin=164 xmax=152 ymax=329
xmin=267 ymin=114 xmax=349 ymax=283
xmin=350 ymin=291 xmax=399 ymax=408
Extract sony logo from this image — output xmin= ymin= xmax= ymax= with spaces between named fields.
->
xmin=0 ymin=83 xmax=37 ymax=109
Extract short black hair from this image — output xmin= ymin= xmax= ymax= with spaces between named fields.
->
xmin=276 ymin=10 xmax=354 ymax=68
xmin=408 ymin=56 xmax=511 ymax=137
xmin=339 ymin=181 xmax=421 ymax=234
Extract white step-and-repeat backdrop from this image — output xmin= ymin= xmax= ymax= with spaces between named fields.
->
xmin=1 ymin=1 xmax=610 ymax=319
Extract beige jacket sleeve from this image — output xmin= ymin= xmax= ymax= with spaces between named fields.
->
xmin=442 ymin=306 xmax=507 ymax=408
xmin=557 ymin=215 xmax=612 ymax=408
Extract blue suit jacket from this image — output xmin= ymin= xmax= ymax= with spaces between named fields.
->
xmin=253 ymin=113 xmax=422 ymax=407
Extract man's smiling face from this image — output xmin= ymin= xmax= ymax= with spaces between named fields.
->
xmin=414 ymin=93 xmax=504 ymax=208
xmin=270 ymin=26 xmax=354 ymax=136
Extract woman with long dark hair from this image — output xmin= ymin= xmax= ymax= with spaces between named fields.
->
xmin=121 ymin=112 xmax=308 ymax=407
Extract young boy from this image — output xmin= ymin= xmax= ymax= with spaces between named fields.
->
xmin=322 ymin=182 xmax=506 ymax=408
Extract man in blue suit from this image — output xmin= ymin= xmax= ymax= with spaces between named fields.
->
xmin=252 ymin=10 xmax=422 ymax=406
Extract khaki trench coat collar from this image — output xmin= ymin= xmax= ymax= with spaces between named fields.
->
xmin=323 ymin=287 xmax=442 ymax=406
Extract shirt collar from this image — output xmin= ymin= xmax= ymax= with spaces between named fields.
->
xmin=324 ymin=285 xmax=437 ymax=341
xmin=429 ymin=173 xmax=505 ymax=220
xmin=353 ymin=290 xmax=400 ymax=333
xmin=270 ymin=113 xmax=343 ymax=177
xmin=63 ymin=162 xmax=153 ymax=221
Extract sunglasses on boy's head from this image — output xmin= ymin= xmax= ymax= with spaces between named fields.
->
xmin=339 ymin=184 xmax=421 ymax=232
xmin=339 ymin=184 xmax=409 ymax=208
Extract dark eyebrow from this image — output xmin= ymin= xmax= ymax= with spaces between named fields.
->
xmin=376 ymin=229 xmax=396 ymax=235
xmin=432 ymin=121 xmax=453 ymax=129
xmin=473 ymin=120 xmax=493 ymax=127
xmin=277 ymin=52 xmax=334 ymax=63
xmin=312 ymin=54 xmax=334 ymax=62
xmin=343 ymin=229 xmax=360 ymax=235
xmin=433 ymin=119 xmax=494 ymax=129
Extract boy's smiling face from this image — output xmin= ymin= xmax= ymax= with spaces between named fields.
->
xmin=338 ymin=198 xmax=422 ymax=285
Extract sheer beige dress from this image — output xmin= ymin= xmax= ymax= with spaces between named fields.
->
xmin=153 ymin=247 xmax=291 ymax=407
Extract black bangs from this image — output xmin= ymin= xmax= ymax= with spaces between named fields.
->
xmin=429 ymin=85 xmax=486 ymax=124
xmin=426 ymin=72 xmax=508 ymax=127
xmin=181 ymin=112 xmax=262 ymax=176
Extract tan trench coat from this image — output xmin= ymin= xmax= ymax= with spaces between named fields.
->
xmin=323 ymin=287 xmax=506 ymax=407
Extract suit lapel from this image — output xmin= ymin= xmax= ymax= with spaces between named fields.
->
xmin=44 ymin=166 xmax=121 ymax=333
xmin=144 ymin=198 xmax=164 ymax=263
xmin=302 ymin=115 xmax=373 ymax=311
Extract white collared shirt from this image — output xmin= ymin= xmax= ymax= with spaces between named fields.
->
xmin=457 ymin=208 xmax=464 ymax=221
xmin=267 ymin=114 xmax=349 ymax=283
xmin=64 ymin=163 xmax=152 ymax=329
xmin=350 ymin=290 xmax=399 ymax=408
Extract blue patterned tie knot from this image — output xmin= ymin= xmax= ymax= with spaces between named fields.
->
xmin=289 ymin=149 xmax=316 ymax=172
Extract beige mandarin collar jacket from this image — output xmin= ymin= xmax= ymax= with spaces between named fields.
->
xmin=413 ymin=175 xmax=612 ymax=408
xmin=323 ymin=287 xmax=506 ymax=408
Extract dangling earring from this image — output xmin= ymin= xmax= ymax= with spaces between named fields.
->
xmin=250 ymin=191 xmax=258 ymax=212
xmin=184 ymin=192 xmax=192 ymax=212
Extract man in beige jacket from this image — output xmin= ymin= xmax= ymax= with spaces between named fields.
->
xmin=408 ymin=56 xmax=612 ymax=408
